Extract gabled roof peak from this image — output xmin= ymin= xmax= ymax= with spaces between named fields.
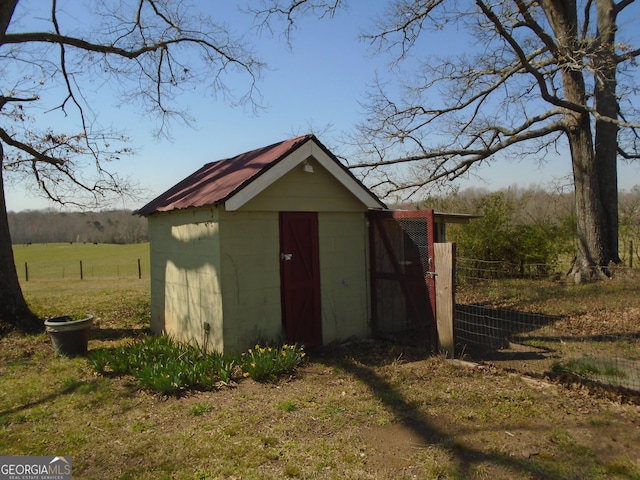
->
xmin=136 ymin=134 xmax=385 ymax=216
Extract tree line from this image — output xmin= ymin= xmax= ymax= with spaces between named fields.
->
xmin=8 ymin=209 xmax=148 ymax=245
xmin=413 ymin=185 xmax=640 ymax=272
xmin=10 ymin=184 xmax=640 ymax=258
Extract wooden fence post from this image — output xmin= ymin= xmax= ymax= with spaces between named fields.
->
xmin=435 ymin=242 xmax=456 ymax=358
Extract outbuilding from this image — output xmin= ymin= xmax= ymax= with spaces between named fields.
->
xmin=136 ymin=134 xmax=387 ymax=353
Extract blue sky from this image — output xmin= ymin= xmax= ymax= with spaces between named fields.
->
xmin=4 ymin=0 xmax=639 ymax=212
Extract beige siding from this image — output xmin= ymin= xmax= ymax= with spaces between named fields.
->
xmin=318 ymin=212 xmax=370 ymax=341
xmin=239 ymin=157 xmax=365 ymax=213
xmin=218 ymin=210 xmax=282 ymax=353
xmin=148 ymin=208 xmax=225 ymax=352
xmin=227 ymin=155 xmax=371 ymax=348
xmin=148 ymin=156 xmax=374 ymax=353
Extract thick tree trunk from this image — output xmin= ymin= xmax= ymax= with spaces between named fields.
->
xmin=0 ymin=150 xmax=42 ymax=333
xmin=563 ymin=88 xmax=610 ymax=278
xmin=543 ymin=0 xmax=620 ymax=279
xmin=0 ymin=1 xmax=44 ymax=332
xmin=568 ymin=115 xmax=610 ymax=278
xmin=593 ymin=0 xmax=621 ymax=266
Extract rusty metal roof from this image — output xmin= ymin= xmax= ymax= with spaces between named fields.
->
xmin=135 ymin=134 xmax=384 ymax=216
xmin=135 ymin=134 xmax=314 ymax=216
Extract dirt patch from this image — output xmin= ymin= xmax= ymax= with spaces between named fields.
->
xmin=360 ymin=423 xmax=441 ymax=476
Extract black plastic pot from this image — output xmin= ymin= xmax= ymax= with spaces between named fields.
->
xmin=44 ymin=315 xmax=94 ymax=356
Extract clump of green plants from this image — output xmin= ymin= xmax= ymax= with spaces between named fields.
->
xmin=88 ymin=336 xmax=306 ymax=395
xmin=188 ymin=403 xmax=214 ymax=417
xmin=88 ymin=335 xmax=236 ymax=394
xmin=449 ymin=191 xmax=575 ymax=276
xmin=240 ymin=343 xmax=306 ymax=382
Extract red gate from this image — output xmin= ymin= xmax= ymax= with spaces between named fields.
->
xmin=368 ymin=210 xmax=437 ymax=348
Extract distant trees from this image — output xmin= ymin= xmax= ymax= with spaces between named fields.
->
xmin=420 ymin=186 xmax=640 ymax=274
xmin=7 ymin=210 xmax=148 ymax=245
xmin=619 ymin=186 xmax=640 ymax=266
xmin=449 ymin=191 xmax=575 ymax=274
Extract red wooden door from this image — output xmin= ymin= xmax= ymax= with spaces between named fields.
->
xmin=279 ymin=212 xmax=322 ymax=347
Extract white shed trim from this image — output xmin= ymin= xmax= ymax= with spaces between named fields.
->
xmin=224 ymin=140 xmax=382 ymax=211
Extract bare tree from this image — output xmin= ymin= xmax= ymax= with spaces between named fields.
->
xmin=256 ymin=0 xmax=640 ymax=278
xmin=0 ymin=0 xmax=264 ymax=332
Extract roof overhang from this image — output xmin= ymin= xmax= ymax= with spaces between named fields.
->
xmin=434 ymin=212 xmax=483 ymax=224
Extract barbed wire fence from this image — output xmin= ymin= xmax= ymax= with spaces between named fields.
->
xmin=454 ymin=258 xmax=640 ymax=393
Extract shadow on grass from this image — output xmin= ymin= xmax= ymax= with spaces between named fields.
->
xmin=0 ymin=379 xmax=98 ymax=418
xmin=455 ymin=304 xmax=640 ymax=394
xmin=0 ymin=374 xmax=141 ymax=424
xmin=315 ymin=341 xmax=575 ymax=480
xmin=456 ymin=304 xmax=563 ymax=350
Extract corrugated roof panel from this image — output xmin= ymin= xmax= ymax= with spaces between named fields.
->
xmin=136 ymin=134 xmax=314 ymax=216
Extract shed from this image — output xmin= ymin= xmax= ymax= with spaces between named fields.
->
xmin=136 ymin=134 xmax=386 ymax=353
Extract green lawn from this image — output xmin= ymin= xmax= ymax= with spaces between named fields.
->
xmin=12 ymin=242 xmax=150 ymax=281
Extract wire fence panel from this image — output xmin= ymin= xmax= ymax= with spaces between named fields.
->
xmin=18 ymin=259 xmax=148 ymax=281
xmin=455 ymin=257 xmax=640 ymax=393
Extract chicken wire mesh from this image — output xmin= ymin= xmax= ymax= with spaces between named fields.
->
xmin=369 ymin=211 xmax=436 ymax=348
xmin=454 ymin=258 xmax=640 ymax=393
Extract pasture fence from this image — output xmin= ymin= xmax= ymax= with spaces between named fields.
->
xmin=454 ymin=257 xmax=640 ymax=393
xmin=18 ymin=258 xmax=148 ymax=281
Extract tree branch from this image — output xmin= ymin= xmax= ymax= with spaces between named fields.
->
xmin=476 ymin=0 xmax=590 ymax=116
xmin=353 ymin=113 xmax=566 ymax=169
xmin=0 ymin=128 xmax=65 ymax=166
xmin=0 ymin=95 xmax=38 ymax=110
xmin=248 ymin=0 xmax=343 ymax=42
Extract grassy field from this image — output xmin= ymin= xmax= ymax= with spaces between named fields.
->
xmin=12 ymin=242 xmax=150 ymax=281
xmin=1 ymin=246 xmax=640 ymax=479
